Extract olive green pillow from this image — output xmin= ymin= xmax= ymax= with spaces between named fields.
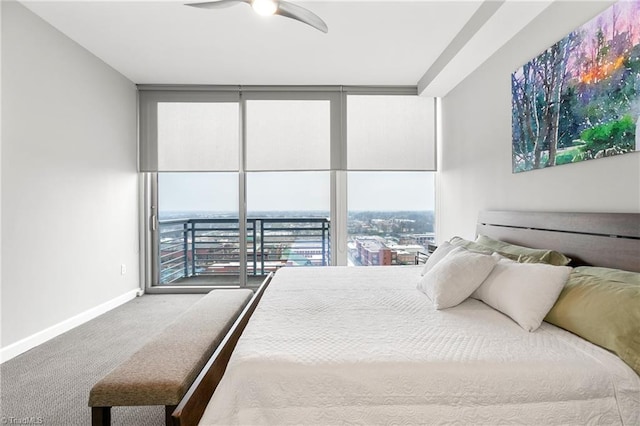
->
xmin=572 ymin=266 xmax=640 ymax=285
xmin=449 ymin=236 xmax=518 ymax=259
xmin=449 ymin=236 xmax=494 ymax=254
xmin=475 ymin=234 xmax=571 ymax=266
xmin=450 ymin=236 xmax=550 ymax=264
xmin=545 ymin=267 xmax=640 ymax=375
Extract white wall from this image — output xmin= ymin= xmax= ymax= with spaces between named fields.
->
xmin=437 ymin=1 xmax=640 ymax=242
xmin=1 ymin=1 xmax=139 ymax=353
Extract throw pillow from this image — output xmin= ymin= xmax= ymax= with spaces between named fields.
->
xmin=417 ymin=247 xmax=499 ymax=310
xmin=472 ymin=258 xmax=571 ymax=331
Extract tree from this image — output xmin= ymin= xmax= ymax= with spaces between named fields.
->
xmin=531 ymin=33 xmax=576 ymax=167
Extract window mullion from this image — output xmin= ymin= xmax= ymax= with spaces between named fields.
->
xmin=331 ymin=170 xmax=348 ymax=266
xmin=239 ymin=93 xmax=247 ymax=288
xmin=330 ymin=90 xmax=348 ymax=266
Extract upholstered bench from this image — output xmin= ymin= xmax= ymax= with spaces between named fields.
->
xmin=88 ymin=289 xmax=253 ymax=426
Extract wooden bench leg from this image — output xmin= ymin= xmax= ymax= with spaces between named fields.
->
xmin=165 ymin=405 xmax=178 ymax=426
xmin=92 ymin=406 xmax=111 ymax=426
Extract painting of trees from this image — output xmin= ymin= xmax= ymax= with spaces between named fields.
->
xmin=511 ymin=0 xmax=640 ymax=173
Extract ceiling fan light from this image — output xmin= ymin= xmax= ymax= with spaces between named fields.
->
xmin=252 ymin=0 xmax=277 ymax=16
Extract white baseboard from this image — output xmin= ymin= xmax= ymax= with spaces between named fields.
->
xmin=0 ymin=288 xmax=139 ymax=364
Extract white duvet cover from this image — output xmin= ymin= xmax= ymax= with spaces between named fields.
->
xmin=200 ymin=266 xmax=640 ymax=425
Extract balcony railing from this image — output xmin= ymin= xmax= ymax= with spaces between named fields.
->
xmin=158 ymin=217 xmax=331 ymax=285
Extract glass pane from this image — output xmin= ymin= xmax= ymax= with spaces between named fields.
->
xmin=246 ymin=100 xmax=331 ymax=171
xmin=348 ymin=172 xmax=435 ymax=266
xmin=347 ymin=95 xmax=436 ymax=170
xmin=246 ymin=172 xmax=330 ymax=277
xmin=157 ymin=172 xmax=240 ymax=286
xmin=157 ymin=102 xmax=239 ymax=171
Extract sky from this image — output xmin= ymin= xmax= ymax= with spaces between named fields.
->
xmin=158 ymin=172 xmax=435 ymax=213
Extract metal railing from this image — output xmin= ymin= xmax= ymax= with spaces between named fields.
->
xmin=159 ymin=218 xmax=330 ymax=284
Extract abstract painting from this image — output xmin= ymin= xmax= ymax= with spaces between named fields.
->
xmin=511 ymin=1 xmax=640 ymax=173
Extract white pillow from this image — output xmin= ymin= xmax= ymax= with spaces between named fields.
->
xmin=420 ymin=241 xmax=455 ymax=276
xmin=417 ymin=246 xmax=499 ymax=309
xmin=471 ymin=258 xmax=571 ymax=332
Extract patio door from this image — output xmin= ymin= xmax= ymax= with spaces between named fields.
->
xmin=139 ymin=91 xmax=242 ymax=290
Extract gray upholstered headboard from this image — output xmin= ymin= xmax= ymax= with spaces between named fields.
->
xmin=476 ymin=211 xmax=640 ymax=272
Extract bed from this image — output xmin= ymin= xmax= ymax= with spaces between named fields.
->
xmin=171 ymin=211 xmax=640 ymax=426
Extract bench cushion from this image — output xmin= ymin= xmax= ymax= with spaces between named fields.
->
xmin=89 ymin=289 xmax=253 ymax=407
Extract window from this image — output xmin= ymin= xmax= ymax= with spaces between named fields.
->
xmin=139 ymin=88 xmax=437 ymax=289
xmin=246 ymin=100 xmax=331 ymax=171
xmin=157 ymin=102 xmax=239 ymax=171
xmin=247 ymin=172 xmax=330 ymax=275
xmin=139 ymin=91 xmax=240 ymax=173
xmin=157 ymin=173 xmax=240 ymax=285
xmin=345 ymin=95 xmax=436 ymax=267
xmin=347 ymin=95 xmax=435 ymax=171
xmin=347 ymin=172 xmax=435 ymax=266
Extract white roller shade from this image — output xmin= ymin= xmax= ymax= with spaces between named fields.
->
xmin=157 ymin=102 xmax=240 ymax=172
xmin=245 ymin=100 xmax=331 ymax=171
xmin=347 ymin=95 xmax=436 ymax=171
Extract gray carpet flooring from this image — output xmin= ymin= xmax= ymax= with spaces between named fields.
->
xmin=0 ymin=294 xmax=205 ymax=425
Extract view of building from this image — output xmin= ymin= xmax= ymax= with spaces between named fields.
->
xmin=349 ymin=235 xmax=433 ymax=266
xmin=158 ymin=210 xmax=435 ymax=283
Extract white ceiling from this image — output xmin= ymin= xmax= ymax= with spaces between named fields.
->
xmin=19 ymin=0 xmax=553 ymax=95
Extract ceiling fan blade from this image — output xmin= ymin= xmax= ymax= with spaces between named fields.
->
xmin=276 ymin=0 xmax=328 ymax=33
xmin=186 ymin=0 xmax=249 ymax=10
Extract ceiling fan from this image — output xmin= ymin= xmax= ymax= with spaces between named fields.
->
xmin=186 ymin=0 xmax=328 ymax=33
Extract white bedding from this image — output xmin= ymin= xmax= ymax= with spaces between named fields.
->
xmin=200 ymin=266 xmax=640 ymax=425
